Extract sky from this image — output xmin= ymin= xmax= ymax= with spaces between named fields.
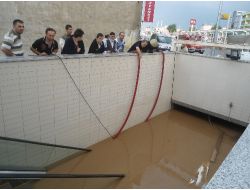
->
xmin=142 ymin=1 xmax=250 ymax=30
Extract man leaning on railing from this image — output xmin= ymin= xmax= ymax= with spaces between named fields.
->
xmin=1 ymin=19 xmax=25 ymax=56
xmin=30 ymin=28 xmax=58 ymax=56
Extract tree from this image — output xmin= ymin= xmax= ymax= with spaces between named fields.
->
xmin=211 ymin=24 xmax=222 ymax=30
xmin=167 ymin=24 xmax=177 ymax=33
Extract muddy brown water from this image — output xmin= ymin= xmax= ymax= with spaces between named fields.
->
xmin=33 ymin=109 xmax=243 ymax=189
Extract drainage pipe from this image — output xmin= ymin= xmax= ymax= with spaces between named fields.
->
xmin=145 ymin=52 xmax=165 ymax=122
xmin=113 ymin=54 xmax=141 ymax=139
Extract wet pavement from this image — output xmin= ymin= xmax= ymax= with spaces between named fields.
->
xmin=33 ymin=108 xmax=243 ymax=188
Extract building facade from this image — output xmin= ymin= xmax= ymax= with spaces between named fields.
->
xmin=0 ymin=2 xmax=142 ymax=54
xmin=241 ymin=12 xmax=250 ymax=29
xmin=230 ymin=11 xmax=246 ymax=29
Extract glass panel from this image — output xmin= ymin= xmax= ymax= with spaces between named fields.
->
xmin=0 ymin=139 xmax=79 ymax=170
xmin=157 ymin=36 xmax=172 ymax=44
xmin=234 ymin=31 xmax=246 ymax=36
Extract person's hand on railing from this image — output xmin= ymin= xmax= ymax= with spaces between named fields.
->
xmin=77 ymin=47 xmax=81 ymax=53
xmin=39 ymin=52 xmax=48 ymax=56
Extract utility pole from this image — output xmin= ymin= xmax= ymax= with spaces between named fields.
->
xmin=224 ymin=15 xmax=231 ymax=44
xmin=212 ymin=1 xmax=223 ymax=56
xmin=214 ymin=1 xmax=223 ymax=43
xmin=139 ymin=1 xmax=145 ymax=40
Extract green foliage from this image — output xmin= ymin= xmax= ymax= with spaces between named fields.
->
xmin=167 ymin=24 xmax=177 ymax=33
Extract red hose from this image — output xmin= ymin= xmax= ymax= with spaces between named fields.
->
xmin=145 ymin=52 xmax=165 ymax=122
xmin=113 ymin=54 xmax=141 ymax=139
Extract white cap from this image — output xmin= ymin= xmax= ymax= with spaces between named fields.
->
xmin=150 ymin=39 xmax=158 ymax=48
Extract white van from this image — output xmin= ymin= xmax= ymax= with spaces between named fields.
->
xmin=150 ymin=34 xmax=174 ymax=51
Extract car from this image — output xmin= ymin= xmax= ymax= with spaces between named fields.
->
xmin=150 ymin=33 xmax=173 ymax=51
xmin=226 ymin=49 xmax=250 ymax=61
xmin=186 ymin=44 xmax=205 ymax=54
xmin=178 ymin=34 xmax=205 ymax=54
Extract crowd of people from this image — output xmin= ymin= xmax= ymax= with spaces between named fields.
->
xmin=1 ymin=19 xmax=159 ymax=59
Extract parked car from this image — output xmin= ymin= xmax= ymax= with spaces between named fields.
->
xmin=150 ymin=33 xmax=173 ymax=51
xmin=226 ymin=49 xmax=250 ymax=61
xmin=178 ymin=34 xmax=205 ymax=54
xmin=186 ymin=44 xmax=205 ymax=54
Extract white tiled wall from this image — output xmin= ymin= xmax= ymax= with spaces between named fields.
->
xmin=173 ymin=54 xmax=250 ymax=125
xmin=2 ymin=52 xmax=249 ymax=168
xmin=0 ymin=53 xmax=174 ymax=168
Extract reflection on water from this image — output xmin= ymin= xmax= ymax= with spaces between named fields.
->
xmin=33 ymin=109 xmax=243 ymax=189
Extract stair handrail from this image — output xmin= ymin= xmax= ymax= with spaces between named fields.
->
xmin=0 ymin=136 xmax=91 ymax=152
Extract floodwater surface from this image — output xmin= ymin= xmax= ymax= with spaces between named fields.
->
xmin=33 ymin=109 xmax=243 ymax=188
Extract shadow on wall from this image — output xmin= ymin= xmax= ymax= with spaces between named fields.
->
xmin=124 ymin=29 xmax=140 ymax=52
xmin=0 ymin=29 xmax=140 ymax=56
xmin=0 ymin=1 xmax=143 ymax=56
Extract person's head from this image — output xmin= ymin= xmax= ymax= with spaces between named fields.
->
xmin=12 ymin=19 xmax=24 ymax=34
xmin=73 ymin=28 xmax=84 ymax=42
xmin=45 ymin=28 xmax=56 ymax=42
xmin=105 ymin=34 xmax=110 ymax=39
xmin=141 ymin=40 xmax=148 ymax=48
xmin=150 ymin=39 xmax=158 ymax=48
xmin=65 ymin=24 xmax=73 ymax=36
xmin=109 ymin=32 xmax=115 ymax=40
xmin=119 ymin=32 xmax=125 ymax=40
xmin=96 ymin=33 xmax=104 ymax=44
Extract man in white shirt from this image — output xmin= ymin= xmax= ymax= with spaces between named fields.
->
xmin=1 ymin=19 xmax=24 ymax=56
xmin=103 ymin=34 xmax=110 ymax=49
xmin=116 ymin=32 xmax=125 ymax=52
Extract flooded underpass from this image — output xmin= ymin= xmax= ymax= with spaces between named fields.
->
xmin=32 ymin=107 xmax=243 ymax=189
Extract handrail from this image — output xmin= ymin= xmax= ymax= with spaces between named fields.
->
xmin=0 ymin=173 xmax=125 ymax=179
xmin=0 ymin=167 xmax=46 ymax=172
xmin=0 ymin=170 xmax=46 ymax=174
xmin=0 ymin=136 xmax=91 ymax=152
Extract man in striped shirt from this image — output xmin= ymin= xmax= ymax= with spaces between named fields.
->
xmin=1 ymin=19 xmax=24 ymax=56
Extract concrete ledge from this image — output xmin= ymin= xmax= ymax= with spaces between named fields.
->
xmin=1 ymin=51 xmax=249 ymax=64
xmin=174 ymin=51 xmax=250 ymax=64
xmin=0 ymin=52 xmax=169 ymax=63
xmin=205 ymin=125 xmax=250 ymax=189
xmin=172 ymin=100 xmax=248 ymax=127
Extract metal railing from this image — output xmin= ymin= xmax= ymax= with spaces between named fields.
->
xmin=0 ymin=136 xmax=91 ymax=152
xmin=0 ymin=171 xmax=125 ymax=180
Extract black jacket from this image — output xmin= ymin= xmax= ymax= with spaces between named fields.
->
xmin=61 ymin=37 xmax=85 ymax=54
xmin=106 ymin=39 xmax=117 ymax=53
xmin=128 ymin=40 xmax=158 ymax=53
xmin=88 ymin=39 xmax=105 ymax=54
xmin=32 ymin=37 xmax=58 ymax=55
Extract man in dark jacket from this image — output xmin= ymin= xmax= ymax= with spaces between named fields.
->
xmin=128 ymin=39 xmax=158 ymax=58
xmin=88 ymin=33 xmax=105 ymax=54
xmin=59 ymin=24 xmax=73 ymax=50
xmin=106 ymin=32 xmax=118 ymax=53
xmin=61 ymin=28 xmax=85 ymax=54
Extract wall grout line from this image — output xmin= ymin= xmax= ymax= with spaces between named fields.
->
xmin=0 ymin=87 xmax=7 ymax=137
xmin=52 ymin=61 xmax=56 ymax=146
xmin=171 ymin=52 xmax=177 ymax=108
